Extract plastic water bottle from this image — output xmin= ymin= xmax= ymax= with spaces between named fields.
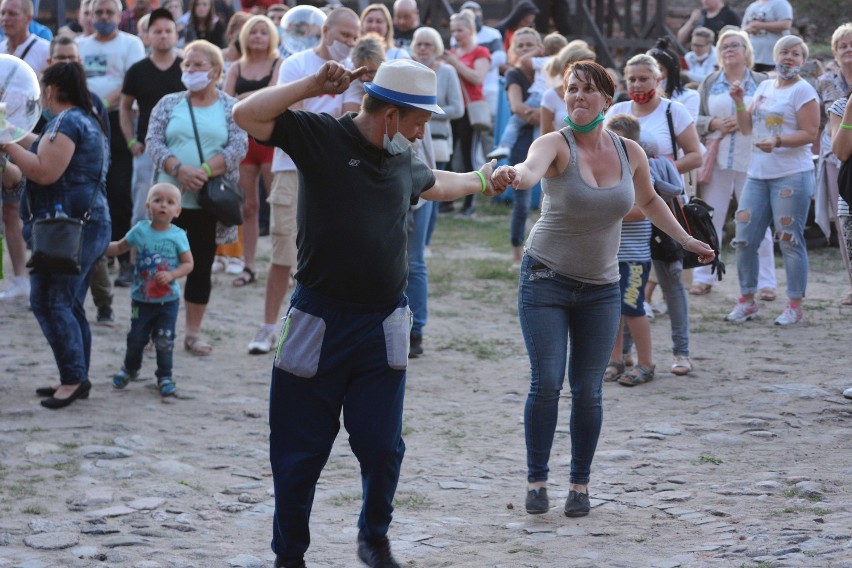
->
xmin=54 ymin=203 xmax=68 ymax=218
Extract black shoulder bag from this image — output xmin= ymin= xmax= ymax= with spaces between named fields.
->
xmin=839 ymin=158 xmax=852 ymax=206
xmin=26 ymin=118 xmax=109 ymax=274
xmin=186 ymin=95 xmax=243 ymax=227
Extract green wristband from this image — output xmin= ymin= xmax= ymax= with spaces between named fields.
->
xmin=841 ymin=123 xmax=852 ymax=130
xmin=201 ymin=162 xmax=212 ymax=177
xmin=127 ymin=137 xmax=138 ymax=150
xmin=474 ymin=170 xmax=486 ymax=193
xmin=735 ymin=104 xmax=746 ymax=112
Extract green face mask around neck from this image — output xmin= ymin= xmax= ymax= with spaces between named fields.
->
xmin=563 ymin=111 xmax=605 ymax=133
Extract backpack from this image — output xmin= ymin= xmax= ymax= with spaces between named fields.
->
xmin=672 ymin=196 xmax=725 ymax=278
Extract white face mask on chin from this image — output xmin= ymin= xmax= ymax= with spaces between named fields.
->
xmin=327 ymin=40 xmax=352 ymax=62
xmin=383 ymin=114 xmax=411 ymax=155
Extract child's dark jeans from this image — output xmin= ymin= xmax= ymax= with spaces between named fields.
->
xmin=124 ymin=299 xmax=179 ymax=380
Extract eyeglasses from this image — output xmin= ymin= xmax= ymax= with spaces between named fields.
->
xmin=414 ymin=42 xmax=436 ymax=48
xmin=719 ymin=43 xmax=744 ymax=52
xmin=691 ymin=42 xmax=709 ymax=49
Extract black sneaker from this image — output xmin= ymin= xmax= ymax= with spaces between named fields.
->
xmin=114 ymin=262 xmax=134 ymax=287
xmin=274 ymin=557 xmax=306 ymax=568
xmin=525 ymin=487 xmax=549 ymax=514
xmin=409 ymin=333 xmax=423 ymax=358
xmin=357 ymin=534 xmax=400 ymax=568
xmin=96 ymin=305 xmax=114 ymax=324
xmin=564 ymin=489 xmax=590 ymax=517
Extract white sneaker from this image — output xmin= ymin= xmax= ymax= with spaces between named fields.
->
xmin=248 ymin=324 xmax=277 ymax=355
xmin=671 ymin=355 xmax=693 ymax=376
xmin=650 ymin=301 xmax=668 ymax=316
xmin=225 ymin=257 xmax=245 ymax=275
xmin=486 ymin=145 xmax=511 ymax=160
xmin=774 ymin=304 xmax=803 ymax=326
xmin=0 ymin=276 xmax=30 ymax=300
xmin=643 ymin=301 xmax=654 ymax=320
xmin=724 ymin=300 xmax=759 ymax=323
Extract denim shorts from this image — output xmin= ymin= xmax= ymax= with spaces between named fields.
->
xmin=618 ymin=261 xmax=651 ymax=317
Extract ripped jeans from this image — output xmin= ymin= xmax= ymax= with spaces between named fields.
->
xmin=734 ymin=171 xmax=814 ymax=300
xmin=123 ymin=299 xmax=179 ymax=380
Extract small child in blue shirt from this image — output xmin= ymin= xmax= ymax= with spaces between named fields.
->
xmin=106 ymin=183 xmax=193 ymax=396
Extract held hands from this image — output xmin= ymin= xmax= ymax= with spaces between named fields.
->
xmin=683 ymin=236 xmax=716 ymax=265
xmin=313 ymin=61 xmax=368 ymax=96
xmin=478 ymin=159 xmax=505 ymax=196
xmin=491 ymin=164 xmax=521 ymax=191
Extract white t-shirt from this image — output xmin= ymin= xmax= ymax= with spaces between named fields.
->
xmin=541 ymin=87 xmax=566 ymax=132
xmin=684 ymin=48 xmax=717 ymax=84
xmin=671 ymin=88 xmax=700 ymax=122
xmin=748 ymin=77 xmax=817 ymax=179
xmin=742 ymin=0 xmax=793 ymax=67
xmin=271 ymin=49 xmax=361 ymax=173
xmin=77 ymin=32 xmax=146 ymax=100
xmin=0 ymin=34 xmax=50 ymax=76
xmin=529 ymin=56 xmax=551 ymax=96
xmin=606 ymin=98 xmax=694 ymax=160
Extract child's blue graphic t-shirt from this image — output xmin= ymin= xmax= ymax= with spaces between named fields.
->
xmin=125 ymin=221 xmax=190 ymax=303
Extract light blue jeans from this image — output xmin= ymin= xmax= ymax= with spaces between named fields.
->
xmin=406 ymin=202 xmax=432 ymax=336
xmin=653 ymin=258 xmax=689 ymax=356
xmin=733 ymin=171 xmax=814 ymax=299
xmin=131 ymin=152 xmax=154 ymax=226
xmin=518 ymin=255 xmax=621 ymax=485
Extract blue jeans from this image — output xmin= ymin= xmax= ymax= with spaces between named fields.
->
xmin=498 ymin=92 xmax=541 ymax=149
xmin=733 ymin=171 xmax=814 ymax=299
xmin=29 ymin=219 xmax=110 ymax=386
xmin=406 ymin=202 xmax=432 ymax=336
xmin=269 ymin=284 xmax=409 ymax=558
xmin=518 ymin=255 xmax=621 ymax=485
xmin=510 ymin=189 xmax=531 ymax=247
xmin=124 ymin=299 xmax=179 ymax=379
xmin=130 ymin=152 xmax=154 ymax=226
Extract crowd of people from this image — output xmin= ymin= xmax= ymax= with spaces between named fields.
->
xmin=0 ymin=0 xmax=850 ymax=566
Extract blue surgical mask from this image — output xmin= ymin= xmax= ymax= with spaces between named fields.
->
xmin=41 ymin=108 xmax=54 ymax=121
xmin=384 ymin=114 xmax=411 ymax=155
xmin=94 ymin=21 xmax=117 ymax=36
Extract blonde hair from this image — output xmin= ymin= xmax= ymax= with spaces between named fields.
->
xmin=691 ymin=26 xmax=714 ymax=44
xmin=360 ymin=3 xmax=395 ymax=51
xmin=239 ymin=15 xmax=280 ymax=62
xmin=352 ymin=33 xmax=386 ymax=67
xmin=412 ymin=26 xmax=444 ymax=57
xmin=147 ymin=182 xmax=181 ymax=203
xmin=773 ymin=35 xmax=809 ymax=62
xmin=542 ymin=32 xmax=567 ymax=56
xmin=509 ymin=27 xmax=542 ymax=64
xmin=716 ymin=29 xmax=754 ymax=69
xmin=624 ymin=53 xmax=661 ymax=78
xmin=546 ymin=42 xmax=596 ymax=79
xmin=831 ymin=23 xmax=852 ymax=53
xmin=183 ymin=40 xmax=225 ymax=82
xmin=449 ymin=11 xmax=475 ymax=32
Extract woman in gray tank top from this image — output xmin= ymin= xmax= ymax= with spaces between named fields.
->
xmin=490 ymin=61 xmax=715 ymax=518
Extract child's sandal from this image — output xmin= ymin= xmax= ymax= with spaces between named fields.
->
xmin=617 ymin=364 xmax=655 ymax=387
xmin=603 ymin=361 xmax=625 ymax=382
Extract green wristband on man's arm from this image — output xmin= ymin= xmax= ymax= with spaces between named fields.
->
xmin=474 ymin=170 xmax=486 ymax=193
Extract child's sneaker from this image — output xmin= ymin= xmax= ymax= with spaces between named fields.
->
xmin=774 ymin=304 xmax=803 ymax=326
xmin=158 ymin=377 xmax=176 ymax=397
xmin=724 ymin=299 xmax=760 ymax=322
xmin=486 ymin=145 xmax=511 ymax=160
xmin=113 ymin=368 xmax=138 ymax=389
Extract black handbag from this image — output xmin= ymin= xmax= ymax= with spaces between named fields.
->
xmin=25 ymin=134 xmax=108 ymax=275
xmin=186 ymin=95 xmax=243 ymax=227
xmin=839 ymin=158 xmax=852 ymax=206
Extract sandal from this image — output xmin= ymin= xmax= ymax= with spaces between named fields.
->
xmin=758 ymin=287 xmax=777 ymax=301
xmin=184 ymin=335 xmax=212 ymax=356
xmin=603 ymin=361 xmax=625 ymax=382
xmin=688 ymin=282 xmax=712 ymax=296
xmin=617 ymin=364 xmax=655 ymax=387
xmin=232 ymin=268 xmax=256 ymax=287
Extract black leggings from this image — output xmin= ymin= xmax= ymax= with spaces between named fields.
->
xmin=452 ymin=111 xmax=479 ymax=211
xmin=174 ymin=207 xmax=217 ymax=305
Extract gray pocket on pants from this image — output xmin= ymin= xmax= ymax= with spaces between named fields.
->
xmin=274 ymin=308 xmax=325 ymax=378
xmin=382 ymin=306 xmax=412 ymax=370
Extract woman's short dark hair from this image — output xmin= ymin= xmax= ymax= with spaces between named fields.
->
xmin=41 ymin=62 xmax=106 ymax=134
xmin=564 ymin=60 xmax=615 ymax=101
xmin=647 ymin=38 xmax=683 ymax=98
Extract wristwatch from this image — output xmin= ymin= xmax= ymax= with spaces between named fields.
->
xmin=774 ymin=135 xmax=782 ymax=148
xmin=172 ymin=161 xmax=182 ymax=177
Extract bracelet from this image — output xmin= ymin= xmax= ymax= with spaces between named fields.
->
xmin=102 ymin=98 xmax=110 ymax=109
xmin=840 ymin=123 xmax=852 ymax=130
xmin=680 ymin=235 xmax=693 ymax=247
xmin=172 ymin=161 xmax=182 ymax=177
xmin=201 ymin=162 xmax=213 ymax=177
xmin=474 ymin=170 xmax=486 ymax=193
xmin=127 ymin=137 xmax=138 ymax=150
xmin=735 ymin=104 xmax=746 ymax=112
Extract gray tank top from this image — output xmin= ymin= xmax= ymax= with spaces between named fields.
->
xmin=525 ymin=128 xmax=636 ymax=284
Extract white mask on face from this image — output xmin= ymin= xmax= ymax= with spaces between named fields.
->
xmin=327 ymin=40 xmax=352 ymax=62
xmin=383 ymin=113 xmax=411 ymax=155
xmin=181 ymin=70 xmax=212 ymax=92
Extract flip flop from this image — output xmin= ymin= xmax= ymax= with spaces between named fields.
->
xmin=232 ymin=268 xmax=256 ymax=287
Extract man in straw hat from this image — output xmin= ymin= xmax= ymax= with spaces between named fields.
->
xmin=234 ymin=58 xmax=501 ymax=568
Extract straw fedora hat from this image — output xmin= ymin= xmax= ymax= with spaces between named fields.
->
xmin=364 ymin=59 xmax=445 ymax=115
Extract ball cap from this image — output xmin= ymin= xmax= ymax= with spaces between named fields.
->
xmin=364 ymin=59 xmax=445 ymax=115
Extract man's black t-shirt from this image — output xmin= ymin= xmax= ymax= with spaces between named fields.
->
xmin=263 ymin=110 xmax=436 ymax=305
xmin=699 ymin=6 xmax=741 ymax=37
xmin=122 ymin=57 xmax=185 ymax=143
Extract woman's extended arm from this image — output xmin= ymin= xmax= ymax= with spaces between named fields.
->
xmin=831 ymin=97 xmax=852 ymax=161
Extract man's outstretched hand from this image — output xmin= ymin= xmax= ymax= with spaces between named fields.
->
xmin=313 ymin=61 xmax=368 ymax=95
